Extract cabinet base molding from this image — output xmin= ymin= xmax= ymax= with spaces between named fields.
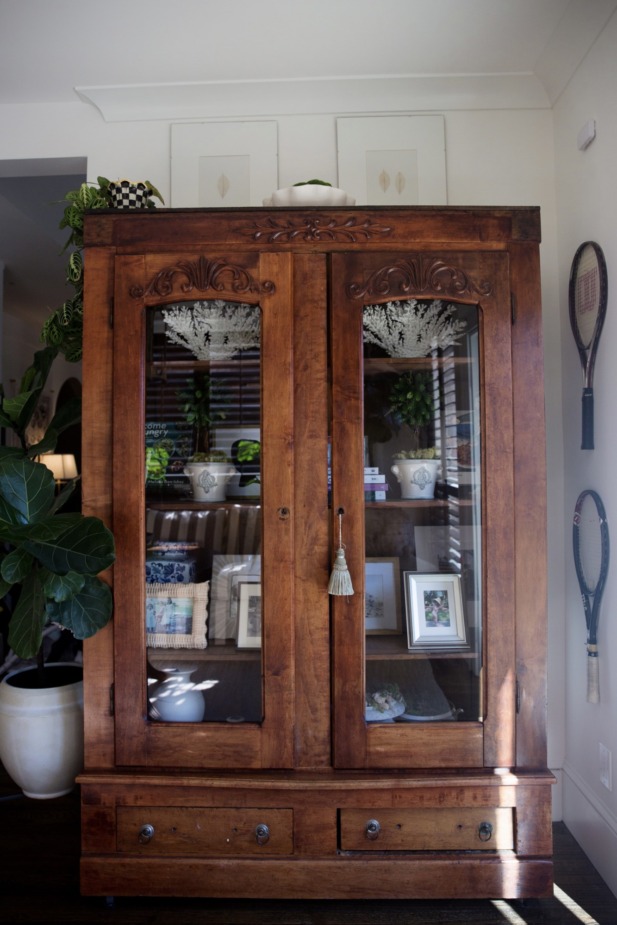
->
xmin=81 ymin=856 xmax=553 ymax=900
xmin=79 ymin=769 xmax=554 ymax=899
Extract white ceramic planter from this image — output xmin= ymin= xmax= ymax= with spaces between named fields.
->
xmin=0 ymin=663 xmax=83 ymax=799
xmin=391 ymin=458 xmax=440 ymax=500
xmin=183 ymin=462 xmax=237 ymax=502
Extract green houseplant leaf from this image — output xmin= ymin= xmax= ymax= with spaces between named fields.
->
xmin=0 ymin=339 xmax=117 ymax=662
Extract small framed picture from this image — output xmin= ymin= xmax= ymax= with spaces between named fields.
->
xmin=146 ymin=581 xmax=209 ymax=649
xmin=365 ymin=558 xmax=401 ymax=634
xmin=237 ymin=582 xmax=262 ymax=649
xmin=230 ymin=573 xmax=260 ymax=630
xmin=404 ymin=573 xmax=466 ymax=649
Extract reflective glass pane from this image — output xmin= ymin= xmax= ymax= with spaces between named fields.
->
xmin=363 ymin=299 xmax=482 ymax=724
xmin=144 ymin=299 xmax=263 ymax=723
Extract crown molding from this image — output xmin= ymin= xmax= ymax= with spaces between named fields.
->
xmin=76 ymin=73 xmax=551 ymax=123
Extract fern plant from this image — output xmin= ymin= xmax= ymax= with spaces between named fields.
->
xmin=41 ymin=177 xmax=163 ymax=361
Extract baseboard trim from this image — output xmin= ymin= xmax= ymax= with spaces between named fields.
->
xmin=562 ymin=760 xmax=617 ymax=897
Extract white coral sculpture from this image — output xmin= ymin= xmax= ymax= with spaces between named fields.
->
xmin=163 ymin=300 xmax=260 ymax=360
xmin=363 ymin=299 xmax=467 ymax=358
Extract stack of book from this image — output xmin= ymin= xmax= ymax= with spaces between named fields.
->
xmin=364 ymin=467 xmax=389 ymax=502
xmin=327 ymin=466 xmax=390 ymax=501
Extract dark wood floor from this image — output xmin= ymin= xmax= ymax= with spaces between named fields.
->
xmin=2 ymin=774 xmax=617 ymax=925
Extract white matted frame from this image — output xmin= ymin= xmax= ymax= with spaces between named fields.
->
xmin=404 ymin=572 xmax=466 ymax=649
xmin=336 ymin=115 xmax=446 ymax=206
xmin=237 ymin=582 xmax=262 ymax=649
xmin=146 ymin=581 xmax=209 ymax=649
xmin=171 ymin=121 xmax=278 ymax=207
xmin=365 ymin=557 xmax=401 ymax=634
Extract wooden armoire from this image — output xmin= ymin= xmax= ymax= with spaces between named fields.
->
xmin=79 ymin=205 xmax=553 ymax=899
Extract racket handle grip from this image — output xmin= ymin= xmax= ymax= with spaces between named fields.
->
xmin=587 ymin=650 xmax=600 ymax=703
xmin=581 ymin=388 xmax=594 ymax=450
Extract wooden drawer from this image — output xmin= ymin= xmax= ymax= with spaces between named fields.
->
xmin=339 ymin=808 xmax=514 ymax=851
xmin=117 ymin=807 xmax=294 ymax=856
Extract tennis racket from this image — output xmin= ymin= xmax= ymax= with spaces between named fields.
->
xmin=569 ymin=241 xmax=608 ymax=450
xmin=573 ymin=490 xmax=610 ymax=703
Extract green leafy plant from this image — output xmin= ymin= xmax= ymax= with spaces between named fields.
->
xmin=187 ymin=450 xmax=229 ymax=464
xmin=41 ymin=176 xmax=163 ymax=362
xmin=388 ymin=370 xmax=436 ymax=456
xmin=0 ymin=347 xmax=115 ymax=662
xmin=233 ymin=439 xmax=260 ymax=487
xmin=292 ymin=178 xmax=332 ymax=186
xmin=145 ymin=445 xmax=171 ymax=482
xmin=178 ymin=373 xmax=227 ymax=458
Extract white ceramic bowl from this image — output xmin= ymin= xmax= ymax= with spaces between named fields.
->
xmin=270 ymin=185 xmax=354 ymax=207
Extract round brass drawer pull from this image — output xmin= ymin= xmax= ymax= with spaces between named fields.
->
xmin=255 ymin=823 xmax=270 ymax=845
xmin=365 ymin=819 xmax=381 ymax=840
xmin=478 ymin=821 xmax=493 ymax=842
xmin=138 ymin=824 xmax=155 ymax=845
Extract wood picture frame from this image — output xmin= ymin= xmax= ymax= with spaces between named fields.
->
xmin=237 ymin=581 xmax=262 ymax=649
xmin=404 ymin=572 xmax=466 ymax=649
xmin=365 ymin=557 xmax=401 ymax=634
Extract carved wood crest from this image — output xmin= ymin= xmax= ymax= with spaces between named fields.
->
xmin=347 ymin=255 xmax=492 ymax=300
xmin=239 ymin=216 xmax=393 ymax=244
xmin=129 ymin=256 xmax=275 ymax=300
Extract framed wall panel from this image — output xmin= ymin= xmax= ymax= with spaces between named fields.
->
xmin=171 ymin=121 xmax=278 ymax=207
xmin=337 ymin=115 xmax=446 ymax=205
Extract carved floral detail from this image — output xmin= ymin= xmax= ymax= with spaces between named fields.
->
xmin=239 ymin=216 xmax=393 ymax=244
xmin=347 ymin=256 xmax=492 ymax=300
xmin=129 ymin=256 xmax=274 ymax=299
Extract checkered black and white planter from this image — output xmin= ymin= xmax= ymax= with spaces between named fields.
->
xmin=108 ymin=180 xmax=152 ymax=209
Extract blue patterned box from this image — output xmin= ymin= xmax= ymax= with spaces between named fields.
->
xmin=146 ymin=543 xmax=199 ymax=584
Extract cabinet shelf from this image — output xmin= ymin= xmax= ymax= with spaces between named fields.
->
xmin=364 ymin=357 xmax=471 ymax=374
xmin=147 ymin=499 xmax=261 ymax=510
xmin=149 ymin=644 xmax=260 ymax=664
xmin=366 ymin=635 xmax=477 ymax=660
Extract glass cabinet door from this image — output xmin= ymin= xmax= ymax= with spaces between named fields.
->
xmin=330 ymin=251 xmax=516 ymax=770
xmin=145 ymin=299 xmax=263 ymax=724
xmin=112 ymin=251 xmax=295 ymax=769
xmin=362 ymin=298 xmax=482 ymax=726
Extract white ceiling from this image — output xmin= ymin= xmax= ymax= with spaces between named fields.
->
xmin=1 ymin=0 xmax=614 ymax=106
xmin=1 ymin=0 xmax=616 ymax=324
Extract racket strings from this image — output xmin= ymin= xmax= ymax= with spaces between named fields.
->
xmin=576 ymin=498 xmax=604 ymax=594
xmin=574 ymin=248 xmax=601 ymax=346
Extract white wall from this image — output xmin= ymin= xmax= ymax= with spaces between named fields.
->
xmin=0 ymin=83 xmax=565 ymax=811
xmin=553 ymin=9 xmax=617 ymax=895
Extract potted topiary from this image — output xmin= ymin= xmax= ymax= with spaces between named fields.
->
xmin=179 ymin=374 xmax=236 ymax=502
xmin=0 ymin=347 xmax=116 ymax=797
xmin=387 ymin=370 xmax=441 ymax=499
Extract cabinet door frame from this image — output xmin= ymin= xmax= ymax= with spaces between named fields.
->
xmin=330 ymin=249 xmax=516 ymax=770
xmin=111 ymin=250 xmax=296 ymax=769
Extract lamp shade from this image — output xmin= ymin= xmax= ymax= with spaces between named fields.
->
xmin=40 ymin=454 xmax=78 ymax=481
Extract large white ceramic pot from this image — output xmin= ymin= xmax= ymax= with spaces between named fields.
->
xmin=0 ymin=662 xmax=83 ymax=799
xmin=183 ymin=461 xmax=237 ymax=502
xmin=391 ymin=458 xmax=440 ymax=500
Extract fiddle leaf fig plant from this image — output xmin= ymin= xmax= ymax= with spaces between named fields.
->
xmin=0 ymin=347 xmax=115 ymax=661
